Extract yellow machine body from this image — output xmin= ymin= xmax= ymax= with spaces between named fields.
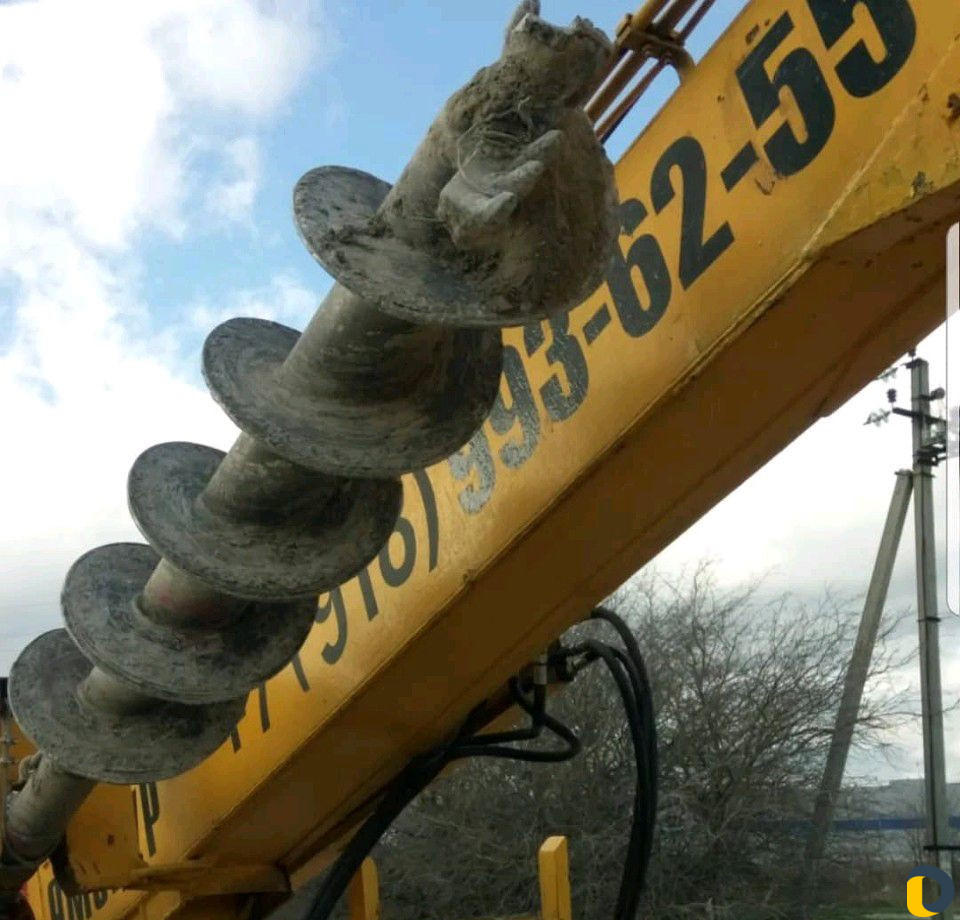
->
xmin=24 ymin=0 xmax=960 ymax=917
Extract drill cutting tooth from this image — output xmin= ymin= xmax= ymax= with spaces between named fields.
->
xmin=294 ymin=155 xmax=616 ymax=328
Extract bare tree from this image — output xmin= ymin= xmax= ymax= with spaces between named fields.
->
xmin=619 ymin=565 xmax=911 ymax=917
xmin=352 ymin=564 xmax=910 ymax=920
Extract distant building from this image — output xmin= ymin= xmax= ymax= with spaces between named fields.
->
xmin=827 ymin=779 xmax=960 ymax=862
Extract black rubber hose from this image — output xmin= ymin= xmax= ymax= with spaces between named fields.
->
xmin=291 ymin=608 xmax=656 ymax=920
xmin=299 ymin=685 xmax=580 ymax=920
xmin=299 ymin=710 xmax=486 ymax=920
xmin=570 ymin=637 xmax=656 ymax=920
xmin=453 ymin=680 xmax=580 ymax=762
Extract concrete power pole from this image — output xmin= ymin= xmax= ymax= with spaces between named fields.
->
xmin=803 ymin=470 xmax=913 ymax=896
xmin=803 ymin=355 xmax=951 ymax=914
xmin=908 ymin=357 xmax=952 ymax=893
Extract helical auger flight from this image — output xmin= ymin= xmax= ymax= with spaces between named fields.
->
xmin=0 ymin=1 xmax=619 ymax=888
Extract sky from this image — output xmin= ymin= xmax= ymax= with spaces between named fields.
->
xmin=0 ymin=0 xmax=956 ymax=791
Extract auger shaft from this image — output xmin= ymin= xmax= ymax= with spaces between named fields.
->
xmin=3 ymin=224 xmax=444 ymax=874
xmin=140 ymin=559 xmax=248 ymax=627
xmin=1 ymin=295 xmax=450 ymax=877
xmin=1 ymin=3 xmax=618 ymax=899
xmin=4 ymin=761 xmax=94 ymax=866
xmin=0 ymin=279 xmax=424 ymax=898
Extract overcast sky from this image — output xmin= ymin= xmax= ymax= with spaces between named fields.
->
xmin=0 ymin=0 xmax=955 ymax=791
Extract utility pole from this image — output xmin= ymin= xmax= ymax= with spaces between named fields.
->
xmin=905 ymin=357 xmax=952 ymax=895
xmin=803 ymin=355 xmax=951 ymax=916
xmin=803 ymin=470 xmax=913 ymax=900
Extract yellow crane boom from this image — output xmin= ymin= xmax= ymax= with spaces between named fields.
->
xmin=19 ymin=0 xmax=960 ymax=918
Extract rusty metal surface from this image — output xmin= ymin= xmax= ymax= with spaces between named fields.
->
xmin=586 ymin=0 xmax=716 ymax=140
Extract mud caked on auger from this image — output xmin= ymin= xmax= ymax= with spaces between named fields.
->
xmin=0 ymin=0 xmax=619 ymax=892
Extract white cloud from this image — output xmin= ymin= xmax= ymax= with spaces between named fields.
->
xmin=187 ymin=271 xmax=317 ymax=333
xmin=0 ymin=0 xmax=328 ymax=666
xmin=152 ymin=0 xmax=318 ymax=118
xmin=204 ymin=136 xmax=262 ymax=226
xmin=0 ymin=0 xmax=320 ymax=252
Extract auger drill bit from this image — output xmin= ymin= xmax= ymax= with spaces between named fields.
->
xmin=0 ymin=2 xmax=618 ymax=889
